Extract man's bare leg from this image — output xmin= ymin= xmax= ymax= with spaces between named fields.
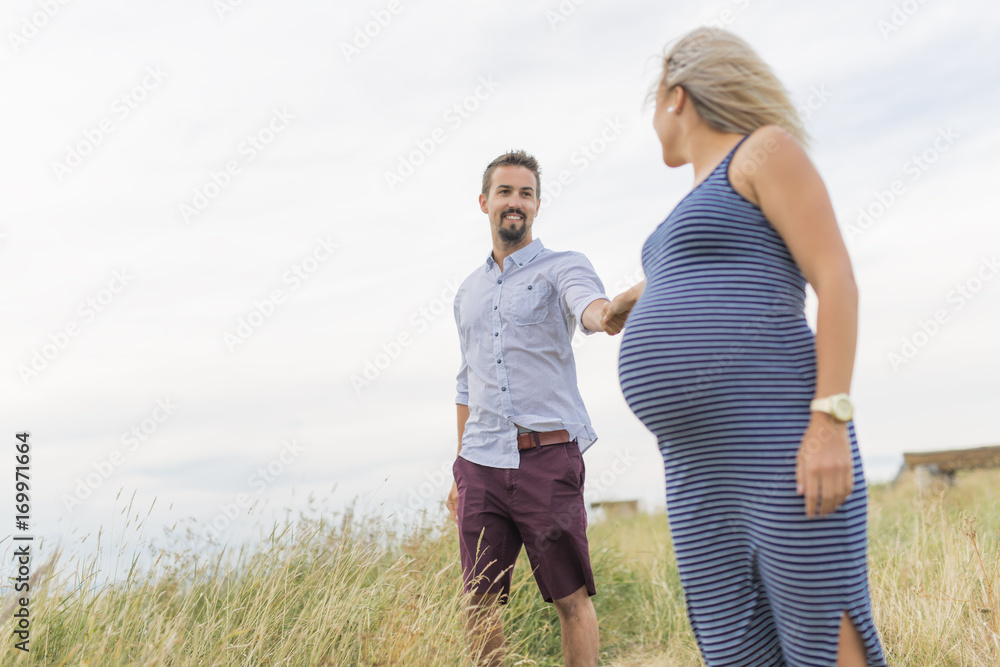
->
xmin=552 ymin=585 xmax=599 ymax=667
xmin=466 ymin=592 xmax=505 ymax=667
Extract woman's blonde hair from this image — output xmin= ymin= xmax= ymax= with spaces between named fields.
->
xmin=653 ymin=27 xmax=809 ymax=148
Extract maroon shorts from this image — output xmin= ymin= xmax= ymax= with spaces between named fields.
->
xmin=453 ymin=440 xmax=596 ymax=604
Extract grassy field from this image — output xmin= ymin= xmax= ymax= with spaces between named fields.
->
xmin=1 ymin=470 xmax=998 ymax=666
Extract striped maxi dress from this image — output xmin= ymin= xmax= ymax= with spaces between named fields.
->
xmin=617 ymin=133 xmax=886 ymax=666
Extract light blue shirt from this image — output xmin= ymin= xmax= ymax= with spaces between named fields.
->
xmin=454 ymin=237 xmax=608 ymax=469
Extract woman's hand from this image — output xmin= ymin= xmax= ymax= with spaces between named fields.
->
xmin=795 ymin=413 xmax=854 ymax=517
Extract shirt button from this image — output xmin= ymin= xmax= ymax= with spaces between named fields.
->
xmin=497 ymin=359 xmax=501 ymax=363
xmin=527 ymin=285 xmax=532 ymax=290
xmin=497 ymin=279 xmax=502 ymax=284
xmin=518 ymin=263 xmax=523 ymax=266
xmin=494 ymin=332 xmax=499 ymax=337
xmin=501 ymin=387 xmax=507 ymax=391
xmin=494 ymin=305 xmax=497 ymax=310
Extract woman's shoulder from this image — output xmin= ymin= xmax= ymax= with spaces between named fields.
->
xmin=729 ymin=124 xmax=812 ymax=207
xmin=737 ymin=124 xmax=804 ymax=166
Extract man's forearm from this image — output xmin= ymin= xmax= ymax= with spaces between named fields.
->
xmin=456 ymin=403 xmax=470 ymax=456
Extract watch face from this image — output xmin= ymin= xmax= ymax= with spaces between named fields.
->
xmin=833 ymin=397 xmax=853 ymax=421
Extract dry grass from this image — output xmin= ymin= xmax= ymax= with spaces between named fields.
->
xmin=867 ymin=470 xmax=999 ymax=665
xmin=0 ymin=470 xmax=997 ymax=666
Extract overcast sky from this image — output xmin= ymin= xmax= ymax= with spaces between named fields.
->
xmin=2 ymin=0 xmax=998 ymax=564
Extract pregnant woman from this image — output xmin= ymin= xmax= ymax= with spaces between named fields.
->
xmin=602 ymin=28 xmax=886 ymax=666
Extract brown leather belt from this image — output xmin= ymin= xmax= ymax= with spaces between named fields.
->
xmin=517 ymin=429 xmax=571 ymax=451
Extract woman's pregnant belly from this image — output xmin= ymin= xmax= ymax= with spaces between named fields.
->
xmin=617 ymin=290 xmax=816 ymax=438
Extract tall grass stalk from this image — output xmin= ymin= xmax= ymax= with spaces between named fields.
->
xmin=0 ymin=470 xmax=996 ymax=665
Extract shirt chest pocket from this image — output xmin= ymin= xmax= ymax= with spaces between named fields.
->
xmin=508 ymin=282 xmax=551 ymax=326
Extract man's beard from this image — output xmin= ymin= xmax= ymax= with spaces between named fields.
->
xmin=497 ymin=211 xmax=528 ymax=245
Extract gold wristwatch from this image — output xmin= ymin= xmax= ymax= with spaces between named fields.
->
xmin=810 ymin=393 xmax=854 ymax=422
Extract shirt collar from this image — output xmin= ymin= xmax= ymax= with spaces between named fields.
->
xmin=484 ymin=237 xmax=545 ymax=272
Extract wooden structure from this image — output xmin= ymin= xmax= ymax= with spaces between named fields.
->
xmin=903 ymin=445 xmax=1000 ymax=472
xmin=902 ymin=444 xmax=1000 ymax=494
xmin=590 ymin=500 xmax=640 ymax=521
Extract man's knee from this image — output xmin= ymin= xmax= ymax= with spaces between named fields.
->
xmin=552 ymin=585 xmax=590 ymax=617
xmin=469 ymin=592 xmax=503 ymax=609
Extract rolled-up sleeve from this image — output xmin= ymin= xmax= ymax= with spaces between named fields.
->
xmin=556 ymin=252 xmax=608 ymax=335
xmin=454 ymin=292 xmax=470 ymax=405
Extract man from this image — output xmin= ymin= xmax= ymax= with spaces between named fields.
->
xmin=447 ymin=150 xmax=609 ymax=667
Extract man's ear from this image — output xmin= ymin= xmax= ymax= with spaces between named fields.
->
xmin=479 ymin=193 xmax=488 ymax=214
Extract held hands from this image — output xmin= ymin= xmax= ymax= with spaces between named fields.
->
xmin=795 ymin=413 xmax=855 ymax=517
xmin=601 ymin=290 xmax=636 ymax=335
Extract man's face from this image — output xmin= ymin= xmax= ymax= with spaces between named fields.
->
xmin=479 ymin=165 xmax=539 ymax=245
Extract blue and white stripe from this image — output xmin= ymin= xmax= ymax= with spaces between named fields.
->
xmin=617 ymin=134 xmax=886 ymax=665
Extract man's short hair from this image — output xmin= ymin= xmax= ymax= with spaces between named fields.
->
xmin=481 ymin=150 xmax=541 ymax=200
